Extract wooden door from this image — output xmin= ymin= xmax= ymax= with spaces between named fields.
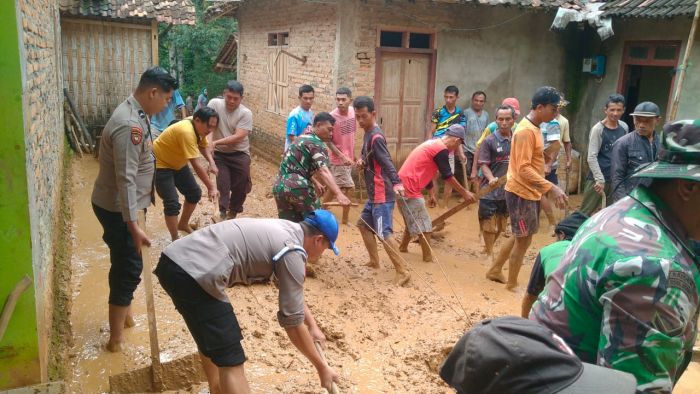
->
xmin=377 ymin=52 xmax=430 ymax=166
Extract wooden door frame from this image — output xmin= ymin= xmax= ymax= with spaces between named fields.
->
xmin=375 ymin=47 xmax=437 ymax=143
xmin=616 ymin=40 xmax=681 ymax=118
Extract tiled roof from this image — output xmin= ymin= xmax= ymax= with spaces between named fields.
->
xmin=600 ymin=0 xmax=698 ymax=18
xmin=59 ymin=0 xmax=196 ymax=25
xmin=204 ymin=0 xmax=583 ymax=22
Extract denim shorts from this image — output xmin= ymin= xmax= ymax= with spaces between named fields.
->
xmin=357 ymin=201 xmax=395 ymax=240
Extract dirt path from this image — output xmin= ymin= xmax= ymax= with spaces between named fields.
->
xmin=66 ymin=156 xmax=700 ymax=393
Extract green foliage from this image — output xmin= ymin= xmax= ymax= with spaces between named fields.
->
xmin=159 ymin=0 xmax=237 ymax=99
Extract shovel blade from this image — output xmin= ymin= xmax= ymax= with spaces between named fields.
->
xmin=109 ymin=353 xmax=205 ymax=393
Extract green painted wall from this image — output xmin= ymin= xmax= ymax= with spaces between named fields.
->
xmin=0 ymin=0 xmax=41 ymax=389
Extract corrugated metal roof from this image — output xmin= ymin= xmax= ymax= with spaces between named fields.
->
xmin=59 ymin=0 xmax=196 ymax=25
xmin=600 ymin=0 xmax=697 ymax=18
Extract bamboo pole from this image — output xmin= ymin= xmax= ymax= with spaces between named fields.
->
xmin=668 ymin=0 xmax=700 ymax=121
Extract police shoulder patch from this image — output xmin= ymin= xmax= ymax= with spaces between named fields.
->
xmin=131 ymin=127 xmax=143 ymax=145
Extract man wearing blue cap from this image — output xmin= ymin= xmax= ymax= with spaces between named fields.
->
xmin=154 ymin=209 xmax=341 ymax=394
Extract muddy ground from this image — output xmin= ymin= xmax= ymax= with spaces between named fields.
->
xmin=65 ymin=156 xmax=700 ymax=393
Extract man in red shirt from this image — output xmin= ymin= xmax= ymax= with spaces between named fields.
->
xmin=397 ymin=124 xmax=476 ymax=262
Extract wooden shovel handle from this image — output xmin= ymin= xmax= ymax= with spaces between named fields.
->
xmin=137 ymin=212 xmax=162 ymax=371
xmin=314 ymin=341 xmax=340 ymax=394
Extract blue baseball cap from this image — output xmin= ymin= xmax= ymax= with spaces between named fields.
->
xmin=303 ymin=209 xmax=340 ymax=255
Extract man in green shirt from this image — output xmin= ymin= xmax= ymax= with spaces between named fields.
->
xmin=520 ymin=212 xmax=588 ymax=318
xmin=273 ymin=112 xmax=351 ymax=222
xmin=530 ymin=119 xmax=700 ymax=393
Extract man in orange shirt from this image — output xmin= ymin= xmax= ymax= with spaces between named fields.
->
xmin=486 ymin=87 xmax=567 ymax=290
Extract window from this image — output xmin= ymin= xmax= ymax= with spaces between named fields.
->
xmin=379 ymin=29 xmax=434 ymax=49
xmin=623 ymin=41 xmax=680 ymax=66
xmin=380 ymin=31 xmax=404 ymax=47
xmin=268 ymin=32 xmax=289 ymax=47
xmin=267 ymin=49 xmax=288 ymax=114
xmin=409 ymin=33 xmax=431 ymax=49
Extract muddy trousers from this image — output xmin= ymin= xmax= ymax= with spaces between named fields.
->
xmin=358 ymin=224 xmax=410 ymax=285
xmin=92 ymin=203 xmax=142 ymax=306
xmin=214 ymin=151 xmax=252 ymax=215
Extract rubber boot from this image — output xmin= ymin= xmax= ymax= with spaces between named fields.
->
xmin=505 ymin=255 xmax=523 ymax=291
xmin=399 ymin=227 xmax=410 ymax=252
xmin=382 ymin=236 xmax=411 ymax=286
xmin=418 ymin=232 xmax=433 ymax=262
xmin=486 ymin=237 xmax=514 ymax=283
xmin=359 ymin=225 xmax=380 ymax=268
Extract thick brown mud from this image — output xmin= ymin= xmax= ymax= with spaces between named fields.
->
xmin=65 ymin=156 xmax=700 ymax=393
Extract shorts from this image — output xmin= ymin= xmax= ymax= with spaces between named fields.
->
xmin=397 ymin=197 xmax=432 ymax=236
xmin=155 ymin=166 xmax=202 ymax=216
xmin=465 ymin=152 xmax=475 ymax=179
xmin=272 ymin=178 xmax=319 ymax=222
xmin=506 ymin=190 xmax=540 ymax=238
xmin=330 ymin=164 xmax=355 ymax=188
xmin=478 ymin=199 xmax=508 ymax=233
xmin=357 ymin=201 xmax=395 ymax=240
xmin=154 ymin=254 xmax=246 ymax=367
xmin=545 ymin=170 xmax=559 ymax=185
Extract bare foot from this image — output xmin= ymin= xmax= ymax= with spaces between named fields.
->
xmin=394 ymin=272 xmax=410 ymax=286
xmin=124 ymin=315 xmax=135 ymax=328
xmin=105 ymin=339 xmax=123 ymax=353
xmin=177 ymin=223 xmax=194 ymax=234
xmin=363 ymin=261 xmax=380 ymax=269
xmin=486 ymin=273 xmax=506 ymax=284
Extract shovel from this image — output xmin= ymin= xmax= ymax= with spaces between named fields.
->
xmin=314 ymin=341 xmax=340 ymax=394
xmin=109 ymin=211 xmax=205 ymax=393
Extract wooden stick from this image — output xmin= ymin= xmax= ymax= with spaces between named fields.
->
xmin=668 ymin=0 xmax=700 ymax=121
xmin=314 ymin=341 xmax=340 ymax=394
xmin=432 ymin=175 xmax=507 ymax=229
xmin=0 ymin=275 xmax=32 ymax=342
xmin=137 ymin=211 xmax=164 ymax=391
xmin=321 ymin=202 xmax=358 ymax=207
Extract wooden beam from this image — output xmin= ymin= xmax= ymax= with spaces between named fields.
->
xmin=151 ymin=19 xmax=159 ymax=65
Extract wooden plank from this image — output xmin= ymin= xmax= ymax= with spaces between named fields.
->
xmin=151 ymin=19 xmax=159 ymax=65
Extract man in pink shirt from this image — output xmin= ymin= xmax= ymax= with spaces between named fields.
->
xmin=324 ymin=87 xmax=357 ymax=224
xmin=397 ymin=124 xmax=476 ymax=262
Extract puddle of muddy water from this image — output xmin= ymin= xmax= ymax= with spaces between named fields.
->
xmin=66 ymin=156 xmax=700 ymax=394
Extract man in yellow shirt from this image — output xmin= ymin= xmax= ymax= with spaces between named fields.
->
xmin=153 ymin=107 xmax=220 ymax=240
xmin=486 ymin=87 xmax=567 ymax=290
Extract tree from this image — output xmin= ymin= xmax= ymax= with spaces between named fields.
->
xmin=158 ymin=0 xmax=237 ymax=100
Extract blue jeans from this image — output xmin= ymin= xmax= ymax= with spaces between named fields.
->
xmin=358 ymin=201 xmax=395 ymax=240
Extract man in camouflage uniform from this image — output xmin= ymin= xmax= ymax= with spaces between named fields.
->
xmin=530 ymin=119 xmax=700 ymax=393
xmin=273 ymin=112 xmax=351 ymax=222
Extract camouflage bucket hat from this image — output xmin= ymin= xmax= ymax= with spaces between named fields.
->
xmin=633 ymin=119 xmax=700 ymax=182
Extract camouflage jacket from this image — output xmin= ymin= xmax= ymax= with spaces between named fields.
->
xmin=530 ymin=186 xmax=699 ymax=393
xmin=274 ymin=133 xmax=329 ymax=192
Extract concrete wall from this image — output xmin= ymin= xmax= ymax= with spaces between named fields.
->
xmin=237 ymin=0 xmax=338 ymax=158
xmin=0 ymin=0 xmax=65 ymax=389
xmin=571 ymin=17 xmax=698 ymax=157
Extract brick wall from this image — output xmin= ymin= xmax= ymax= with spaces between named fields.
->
xmin=19 ymin=0 xmax=65 ymax=383
xmin=237 ymin=0 xmax=338 ymax=149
